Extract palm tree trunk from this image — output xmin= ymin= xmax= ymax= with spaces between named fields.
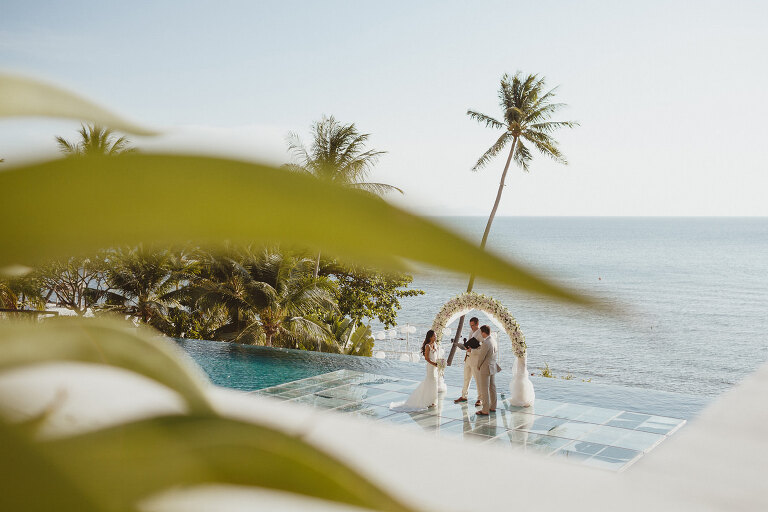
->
xmin=447 ymin=137 xmax=518 ymax=365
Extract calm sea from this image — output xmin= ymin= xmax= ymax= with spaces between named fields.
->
xmin=378 ymin=217 xmax=768 ymax=398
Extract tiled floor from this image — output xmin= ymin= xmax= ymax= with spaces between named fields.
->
xmin=251 ymin=369 xmax=686 ymax=472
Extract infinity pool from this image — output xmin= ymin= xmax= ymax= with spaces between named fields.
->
xmin=176 ymin=339 xmax=709 ymax=419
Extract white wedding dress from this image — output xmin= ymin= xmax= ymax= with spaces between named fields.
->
xmin=390 ymin=344 xmax=438 ymax=412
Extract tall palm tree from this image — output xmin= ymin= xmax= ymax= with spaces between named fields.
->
xmin=286 ymin=115 xmax=403 ymax=276
xmin=56 ymin=124 xmax=135 ymax=156
xmin=100 ymin=246 xmax=181 ymax=331
xmin=448 ymin=72 xmax=577 ymax=363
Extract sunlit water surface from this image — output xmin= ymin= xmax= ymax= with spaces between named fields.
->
xmin=380 ymin=217 xmax=768 ymax=398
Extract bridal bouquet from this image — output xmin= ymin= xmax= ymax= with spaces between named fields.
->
xmin=436 ymin=358 xmax=447 ymax=377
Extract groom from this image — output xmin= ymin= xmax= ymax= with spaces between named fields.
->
xmin=475 ymin=325 xmax=498 ymax=416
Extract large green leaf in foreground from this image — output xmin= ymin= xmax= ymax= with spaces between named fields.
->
xmin=0 ymin=421 xmax=100 ymax=512
xmin=0 ymin=318 xmax=214 ymax=415
xmin=40 ymin=415 xmax=415 ymax=512
xmin=0 ymin=317 xmax=416 ymax=511
xmin=0 ymin=154 xmax=593 ymax=306
xmin=0 ymin=73 xmax=157 ymax=136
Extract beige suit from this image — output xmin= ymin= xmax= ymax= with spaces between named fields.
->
xmin=476 ymin=334 xmax=498 ymax=413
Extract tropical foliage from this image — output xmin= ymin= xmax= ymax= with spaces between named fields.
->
xmin=4 ymin=244 xmax=420 ymax=351
xmin=286 ymin=115 xmax=402 ymax=195
xmin=322 ymin=262 xmax=423 ymax=328
xmin=0 ymin=273 xmax=43 ymax=311
xmin=0 ymin=281 xmax=17 ymax=309
xmin=56 ymin=123 xmax=135 ymax=156
xmin=98 ymin=246 xmax=185 ymax=330
xmin=319 ymin=312 xmax=375 ymax=356
xmin=35 ymin=254 xmax=109 ymax=316
xmin=207 ymin=248 xmax=337 ymax=347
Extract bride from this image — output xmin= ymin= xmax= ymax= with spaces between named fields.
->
xmin=390 ymin=330 xmax=439 ymax=411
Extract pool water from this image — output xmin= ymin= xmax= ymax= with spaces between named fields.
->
xmin=176 ymin=339 xmax=710 ymax=419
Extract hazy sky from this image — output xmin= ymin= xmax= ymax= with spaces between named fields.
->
xmin=2 ymin=1 xmax=767 ymax=216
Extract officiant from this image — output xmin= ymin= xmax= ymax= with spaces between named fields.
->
xmin=452 ymin=316 xmax=482 ymax=405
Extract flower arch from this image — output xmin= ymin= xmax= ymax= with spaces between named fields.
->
xmin=431 ymin=292 xmax=526 ymax=358
xmin=431 ymin=291 xmax=535 ymax=407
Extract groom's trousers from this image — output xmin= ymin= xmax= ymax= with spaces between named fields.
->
xmin=478 ymin=371 xmax=497 ymax=413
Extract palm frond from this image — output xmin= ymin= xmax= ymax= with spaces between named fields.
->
xmin=286 ymin=115 xmax=395 ymax=197
xmin=523 ymin=130 xmax=567 ymax=164
xmin=513 ymin=139 xmax=532 ymax=172
xmin=348 ymin=182 xmax=404 ymax=195
xmin=529 ymin=119 xmax=579 ymax=133
xmin=466 ymin=110 xmax=505 ymax=130
xmin=281 ymin=316 xmax=334 ymax=348
xmin=285 ymin=132 xmax=311 ymax=167
xmin=55 ymin=136 xmax=79 ymax=155
xmin=472 ymin=131 xmax=513 ymax=171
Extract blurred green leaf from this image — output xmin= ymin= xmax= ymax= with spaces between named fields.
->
xmin=0 ymin=74 xmax=157 ymax=136
xmin=0 ymin=420 xmax=101 ymax=512
xmin=0 ymin=317 xmax=214 ymax=415
xmin=41 ymin=415 xmax=416 ymax=512
xmin=0 ymin=154 xmax=595 ymax=306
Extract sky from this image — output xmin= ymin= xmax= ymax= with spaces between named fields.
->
xmin=1 ymin=0 xmax=767 ymax=216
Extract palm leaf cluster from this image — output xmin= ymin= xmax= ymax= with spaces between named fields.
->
xmin=98 ymin=246 xmax=186 ymax=331
xmin=286 ymin=115 xmax=403 ymax=195
xmin=56 ymin=123 xmax=135 ymax=156
xmin=0 ymin=282 xmax=17 ymax=309
xmin=186 ymin=247 xmax=338 ymax=347
xmin=319 ymin=312 xmax=375 ymax=356
xmin=467 ymin=72 xmax=577 ymax=172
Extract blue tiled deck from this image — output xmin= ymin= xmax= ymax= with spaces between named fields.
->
xmin=253 ymin=369 xmax=686 ymax=472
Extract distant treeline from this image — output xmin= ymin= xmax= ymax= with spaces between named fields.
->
xmin=0 ymin=244 xmax=423 ymax=356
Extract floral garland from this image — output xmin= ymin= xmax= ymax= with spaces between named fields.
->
xmin=431 ymin=291 xmax=527 ymax=358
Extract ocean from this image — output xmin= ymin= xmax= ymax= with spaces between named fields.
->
xmin=375 ymin=217 xmax=768 ymax=398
